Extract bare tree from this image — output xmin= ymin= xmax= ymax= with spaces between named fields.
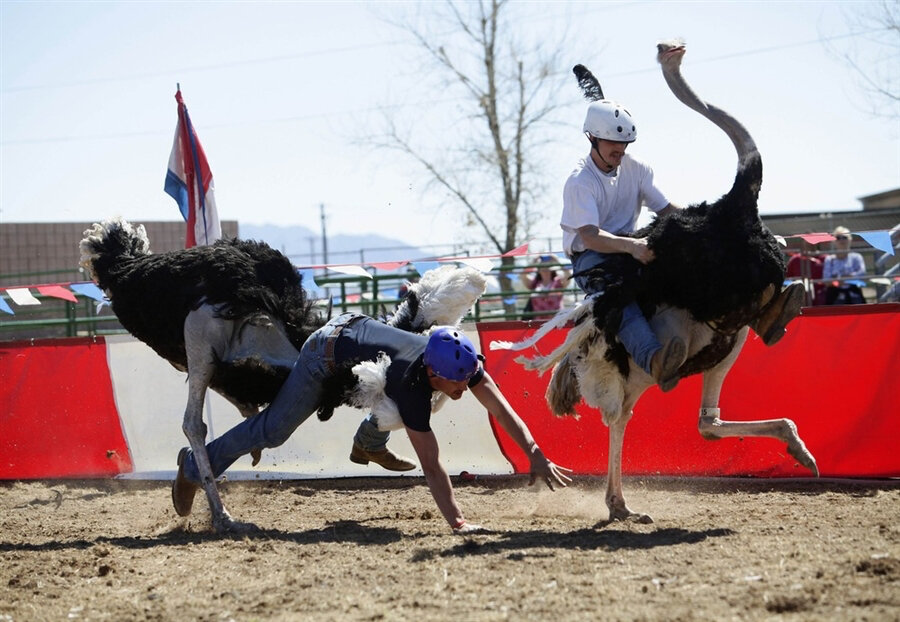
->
xmin=829 ymin=0 xmax=900 ymax=118
xmin=372 ymin=0 xmax=571 ymax=312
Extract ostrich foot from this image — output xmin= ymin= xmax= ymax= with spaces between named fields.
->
xmin=787 ymin=438 xmax=819 ymax=477
xmin=212 ymin=510 xmax=259 ymax=535
xmin=606 ymin=496 xmax=654 ymax=524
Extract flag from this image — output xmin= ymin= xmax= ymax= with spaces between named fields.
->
xmin=164 ymin=88 xmax=221 ymax=248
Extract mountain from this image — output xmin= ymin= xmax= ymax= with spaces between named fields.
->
xmin=239 ymin=223 xmax=430 ymax=270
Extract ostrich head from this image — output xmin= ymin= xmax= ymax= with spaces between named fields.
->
xmin=656 ymin=39 xmax=686 ymax=70
xmin=655 ymin=37 xmax=758 ymax=169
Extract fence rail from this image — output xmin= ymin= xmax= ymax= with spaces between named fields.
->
xmin=0 ymin=264 xmax=582 ymax=341
xmin=3 ymin=247 xmax=897 ymax=341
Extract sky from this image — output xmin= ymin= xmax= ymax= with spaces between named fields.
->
xmin=1 ymin=1 xmax=898 ymax=255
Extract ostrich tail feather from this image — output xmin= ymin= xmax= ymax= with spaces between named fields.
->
xmin=404 ymin=265 xmax=487 ymax=331
xmin=490 ymin=300 xmax=590 ymax=352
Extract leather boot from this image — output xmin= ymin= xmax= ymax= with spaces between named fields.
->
xmin=350 ymin=443 xmax=417 ymax=472
xmin=171 ymin=447 xmax=199 ymax=517
xmin=650 ymin=336 xmax=687 ymax=393
xmin=751 ymin=282 xmax=804 ymax=346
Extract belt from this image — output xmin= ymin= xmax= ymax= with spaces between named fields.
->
xmin=322 ymin=313 xmax=364 ymax=373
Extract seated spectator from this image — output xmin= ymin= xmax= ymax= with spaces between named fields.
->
xmin=823 ymin=226 xmax=867 ymax=305
xmin=785 ymin=239 xmax=825 ymax=305
xmin=520 ymin=254 xmax=571 ymax=320
xmin=823 ymin=226 xmax=866 ymax=279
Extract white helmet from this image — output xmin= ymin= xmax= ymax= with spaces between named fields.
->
xmin=583 ymin=100 xmax=637 ymax=143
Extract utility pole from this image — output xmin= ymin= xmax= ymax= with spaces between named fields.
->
xmin=320 ymin=203 xmax=329 ymax=268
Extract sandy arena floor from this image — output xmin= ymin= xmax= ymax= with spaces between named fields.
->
xmin=1 ymin=476 xmax=898 ymax=621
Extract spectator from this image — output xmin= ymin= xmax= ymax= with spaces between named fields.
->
xmin=520 ymin=254 xmax=571 ymax=320
xmin=823 ymin=226 xmax=866 ymax=279
xmin=823 ymin=226 xmax=867 ymax=305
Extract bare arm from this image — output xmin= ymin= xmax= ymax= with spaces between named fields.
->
xmin=405 ymin=427 xmax=465 ymax=528
xmin=470 ymin=372 xmax=572 ymax=490
xmin=577 ymin=225 xmax=653 ymax=264
xmin=656 ymin=202 xmax=681 ymax=218
xmin=577 ymin=203 xmax=680 ymax=265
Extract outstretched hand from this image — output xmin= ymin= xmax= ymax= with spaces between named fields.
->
xmin=528 ymin=452 xmax=574 ymax=491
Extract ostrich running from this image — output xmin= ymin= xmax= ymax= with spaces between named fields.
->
xmin=79 ymin=219 xmax=486 ymax=532
xmin=493 ymin=41 xmax=817 ymax=523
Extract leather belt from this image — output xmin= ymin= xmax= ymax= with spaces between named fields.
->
xmin=322 ymin=313 xmax=364 ymax=373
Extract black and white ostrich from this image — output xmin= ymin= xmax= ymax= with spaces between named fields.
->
xmin=493 ymin=41 xmax=817 ymax=523
xmin=79 ymin=219 xmax=486 ymax=532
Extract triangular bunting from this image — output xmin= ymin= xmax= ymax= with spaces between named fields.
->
xmin=6 ymin=288 xmax=40 ymax=306
xmin=456 ymin=257 xmax=495 ymax=272
xmin=796 ymin=233 xmax=835 ymax=246
xmin=69 ymin=282 xmax=107 ymax=302
xmin=297 ymin=269 xmax=323 ymax=297
xmin=37 ymin=285 xmax=78 ymax=303
xmin=368 ymin=261 xmax=409 ymax=271
xmin=413 ymin=261 xmax=441 ymax=275
xmin=502 ymin=242 xmax=530 ymax=257
xmin=858 ymin=230 xmax=894 ymax=256
xmin=327 ymin=265 xmax=372 ymax=279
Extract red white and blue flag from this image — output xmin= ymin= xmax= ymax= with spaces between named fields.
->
xmin=164 ymin=88 xmax=221 ymax=248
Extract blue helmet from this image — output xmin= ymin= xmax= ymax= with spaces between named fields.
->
xmin=423 ymin=327 xmax=479 ymax=381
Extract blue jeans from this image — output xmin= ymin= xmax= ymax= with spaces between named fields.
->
xmin=353 ymin=414 xmax=390 ymax=451
xmin=182 ymin=313 xmax=355 ymax=483
xmin=572 ymin=249 xmax=661 ymax=375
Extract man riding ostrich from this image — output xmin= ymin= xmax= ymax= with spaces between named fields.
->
xmin=493 ymin=40 xmax=817 ymax=523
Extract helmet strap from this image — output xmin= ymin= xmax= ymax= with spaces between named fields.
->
xmin=588 ymin=136 xmax=616 ymax=173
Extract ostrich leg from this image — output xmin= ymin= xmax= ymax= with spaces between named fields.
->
xmin=697 ymin=328 xmax=819 ymax=476
xmin=183 ymin=308 xmax=253 ymax=533
xmin=604 ymin=400 xmax=653 ymax=524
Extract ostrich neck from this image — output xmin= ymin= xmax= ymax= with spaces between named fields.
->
xmin=661 ymin=67 xmax=757 ymax=165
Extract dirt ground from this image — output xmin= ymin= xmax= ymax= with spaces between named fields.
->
xmin=1 ymin=476 xmax=898 ymax=622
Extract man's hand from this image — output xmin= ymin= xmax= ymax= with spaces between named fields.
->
xmin=528 ymin=451 xmax=574 ymax=491
xmin=628 ymin=237 xmax=655 ymax=264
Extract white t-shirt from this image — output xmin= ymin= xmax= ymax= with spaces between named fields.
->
xmin=560 ymin=153 xmax=669 ymax=256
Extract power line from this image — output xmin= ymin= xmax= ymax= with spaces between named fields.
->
xmin=0 ymin=28 xmax=888 ymax=146
xmin=0 ymin=40 xmax=406 ymax=94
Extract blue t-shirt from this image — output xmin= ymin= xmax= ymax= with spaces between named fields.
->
xmin=334 ymin=317 xmax=484 ymax=432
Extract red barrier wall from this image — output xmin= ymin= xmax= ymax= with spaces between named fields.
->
xmin=0 ymin=337 xmax=133 ymax=478
xmin=477 ymin=304 xmax=900 ymax=478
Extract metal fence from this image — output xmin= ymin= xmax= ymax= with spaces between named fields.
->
xmin=3 ymin=244 xmax=897 ymax=342
xmin=0 ymin=263 xmax=581 ymax=341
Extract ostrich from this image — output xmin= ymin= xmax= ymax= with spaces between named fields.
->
xmin=492 ymin=41 xmax=817 ymax=523
xmin=79 ymin=219 xmax=486 ymax=532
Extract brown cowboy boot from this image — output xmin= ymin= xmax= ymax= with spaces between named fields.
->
xmin=350 ymin=443 xmax=417 ymax=472
xmin=171 ymin=447 xmax=199 ymax=517
xmin=751 ymin=282 xmax=805 ymax=346
xmin=650 ymin=336 xmax=687 ymax=393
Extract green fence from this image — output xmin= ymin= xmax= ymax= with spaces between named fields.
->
xmin=0 ymin=265 xmax=581 ymax=341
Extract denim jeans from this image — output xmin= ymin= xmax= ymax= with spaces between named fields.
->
xmin=353 ymin=414 xmax=391 ymax=451
xmin=572 ymin=249 xmax=661 ymax=375
xmin=182 ymin=313 xmax=356 ymax=483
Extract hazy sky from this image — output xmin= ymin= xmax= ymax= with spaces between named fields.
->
xmin=2 ymin=1 xmax=897 ymax=250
